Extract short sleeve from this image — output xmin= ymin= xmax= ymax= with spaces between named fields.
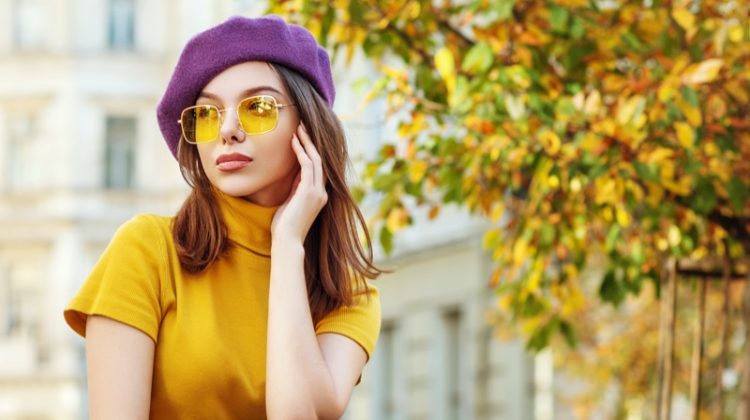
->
xmin=64 ymin=214 xmax=167 ymax=342
xmin=315 ymin=280 xmax=381 ymax=361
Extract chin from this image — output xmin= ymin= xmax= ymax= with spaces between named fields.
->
xmin=210 ymin=178 xmax=258 ymax=198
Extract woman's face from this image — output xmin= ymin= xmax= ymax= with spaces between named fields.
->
xmin=194 ymin=61 xmax=300 ymax=206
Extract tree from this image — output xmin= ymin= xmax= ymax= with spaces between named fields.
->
xmin=268 ymin=0 xmax=750 ymax=357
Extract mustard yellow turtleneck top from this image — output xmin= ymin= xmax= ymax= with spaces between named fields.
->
xmin=64 ymin=191 xmax=381 ymax=419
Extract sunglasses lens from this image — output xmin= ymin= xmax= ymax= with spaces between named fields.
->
xmin=182 ymin=106 xmax=219 ymax=143
xmin=239 ymin=96 xmax=278 ymax=135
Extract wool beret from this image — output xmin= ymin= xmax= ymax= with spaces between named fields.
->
xmin=156 ymin=15 xmax=335 ymax=158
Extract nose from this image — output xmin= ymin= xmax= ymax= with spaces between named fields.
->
xmin=220 ymin=106 xmax=245 ymax=144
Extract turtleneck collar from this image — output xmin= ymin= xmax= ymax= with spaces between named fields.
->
xmin=213 ymin=188 xmax=278 ymax=257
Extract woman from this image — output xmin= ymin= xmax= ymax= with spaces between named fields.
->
xmin=64 ymin=15 xmax=382 ymax=419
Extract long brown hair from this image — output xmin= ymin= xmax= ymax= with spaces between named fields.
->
xmin=172 ymin=63 xmax=383 ymax=324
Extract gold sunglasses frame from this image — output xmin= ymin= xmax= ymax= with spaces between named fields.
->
xmin=177 ymin=94 xmax=295 ymax=144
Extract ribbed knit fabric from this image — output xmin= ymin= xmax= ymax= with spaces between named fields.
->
xmin=64 ymin=191 xmax=380 ymax=418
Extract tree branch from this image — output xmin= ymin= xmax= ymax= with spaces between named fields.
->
xmin=707 ymin=209 xmax=750 ymax=252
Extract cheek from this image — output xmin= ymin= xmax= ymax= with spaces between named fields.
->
xmin=264 ymin=123 xmax=297 ymax=166
xmin=261 ymin=136 xmax=297 ymax=169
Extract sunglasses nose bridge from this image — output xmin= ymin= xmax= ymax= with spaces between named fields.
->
xmin=218 ymin=105 xmax=245 ymax=142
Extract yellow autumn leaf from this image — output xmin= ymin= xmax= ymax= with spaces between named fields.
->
xmin=646 ymin=184 xmax=665 ymax=207
xmin=658 ymin=78 xmax=679 ymax=102
xmin=347 ymin=27 xmax=367 ymax=63
xmin=498 ymin=294 xmax=513 ymax=310
xmin=483 ymin=228 xmax=500 ymax=248
xmin=504 ymin=94 xmax=526 ymax=120
xmin=626 ymin=180 xmax=644 ymax=202
xmin=561 ymin=285 xmax=584 ymax=317
xmin=539 ymin=130 xmax=561 ymax=155
xmin=404 ymin=1 xmax=421 ymax=20
xmin=428 ymin=205 xmax=440 ymax=220
xmin=660 ymin=160 xmax=675 ymax=181
xmin=435 ymin=47 xmax=456 ymax=99
xmin=672 ymin=8 xmax=695 ymax=32
xmin=570 ymin=177 xmax=582 ymax=192
xmin=512 ymin=237 xmax=529 ymax=266
xmin=526 ymin=259 xmax=545 ymax=292
xmin=563 ymin=263 xmax=578 ymax=279
xmin=490 ymin=203 xmax=505 ymax=222
xmin=729 ymin=24 xmax=744 ymax=43
xmin=584 ymin=90 xmax=602 ymax=115
xmin=595 ymin=178 xmax=618 ymax=205
xmin=593 ymin=119 xmax=616 ymax=137
xmin=675 ymin=98 xmax=702 ymax=126
xmin=616 ymin=95 xmax=645 ymax=125
xmin=662 ymin=171 xmax=692 ymax=196
xmin=668 ymin=225 xmax=682 ymax=247
xmin=616 ymin=206 xmax=631 ymax=227
xmin=727 ymin=80 xmax=749 ymax=104
xmin=674 ymin=121 xmax=695 ymax=149
xmin=706 ymin=94 xmax=728 ymax=120
xmin=682 ymin=59 xmax=723 ymax=85
xmin=386 ymin=208 xmax=408 ymax=232
xmin=643 ymin=147 xmax=674 ymax=164
xmin=408 ymin=160 xmax=428 ymax=183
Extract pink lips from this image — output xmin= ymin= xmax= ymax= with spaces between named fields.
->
xmin=216 ymin=153 xmax=253 ymax=171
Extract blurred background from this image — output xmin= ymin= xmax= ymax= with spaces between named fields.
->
xmin=0 ymin=0 xmax=748 ymax=419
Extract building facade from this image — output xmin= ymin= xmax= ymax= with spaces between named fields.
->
xmin=0 ymin=1 xmax=538 ymax=418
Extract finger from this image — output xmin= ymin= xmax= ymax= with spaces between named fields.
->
xmin=291 ymin=134 xmax=313 ymax=188
xmin=296 ymin=125 xmax=324 ymax=190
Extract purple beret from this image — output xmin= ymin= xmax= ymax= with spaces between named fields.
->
xmin=156 ymin=15 xmax=335 ymax=158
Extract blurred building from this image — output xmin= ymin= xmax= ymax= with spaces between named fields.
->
xmin=0 ymin=1 xmax=538 ymax=419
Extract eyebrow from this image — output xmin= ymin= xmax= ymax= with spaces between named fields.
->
xmin=198 ymin=86 xmax=284 ymax=101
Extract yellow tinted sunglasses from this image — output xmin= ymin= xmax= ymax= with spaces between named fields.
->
xmin=178 ymin=95 xmax=295 ymax=144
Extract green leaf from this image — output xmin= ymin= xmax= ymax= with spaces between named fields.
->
xmin=540 ymin=222 xmax=555 ymax=247
xmin=318 ymin=7 xmax=336 ymax=46
xmin=520 ymin=293 xmax=548 ymax=316
xmin=559 ymin=320 xmax=577 ymax=347
xmin=550 ymin=7 xmax=570 ymax=34
xmin=681 ymin=86 xmax=699 ymax=107
xmin=622 ymin=32 xmax=644 ymax=52
xmin=728 ymin=177 xmax=749 ymax=212
xmin=526 ymin=321 xmax=553 ymax=352
xmin=599 ymin=270 xmax=626 ymax=306
xmin=462 ymin=42 xmax=494 ymax=74
xmin=348 ymin=0 xmax=364 ymax=22
xmin=379 ymin=226 xmax=394 ymax=254
xmin=634 ymin=161 xmax=660 ymax=182
xmin=570 ymin=16 xmax=586 ymax=39
xmin=691 ymin=176 xmax=718 ymax=215
xmin=495 ymin=0 xmax=515 ymax=21
xmin=351 ymin=185 xmax=365 ymax=203
xmin=372 ymin=172 xmax=400 ymax=192
xmin=605 ymin=224 xmax=620 ymax=252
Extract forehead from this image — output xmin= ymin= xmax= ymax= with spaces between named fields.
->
xmin=200 ymin=61 xmax=286 ymax=98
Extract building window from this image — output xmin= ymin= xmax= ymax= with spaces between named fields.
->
xmin=0 ymin=261 xmax=42 ymax=339
xmin=378 ymin=321 xmax=398 ymax=419
xmin=108 ymin=0 xmax=135 ymax=50
xmin=443 ymin=308 xmax=462 ymax=420
xmin=103 ymin=116 xmax=136 ymax=189
xmin=13 ymin=0 xmax=46 ymax=50
xmin=5 ymin=111 xmax=41 ymax=192
xmin=0 ymin=264 xmax=9 ymax=337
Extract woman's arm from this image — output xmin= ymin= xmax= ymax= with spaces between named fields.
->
xmin=266 ymin=240 xmax=367 ymax=419
xmin=266 ymin=125 xmax=368 ymax=419
xmin=85 ymin=315 xmax=155 ymax=420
